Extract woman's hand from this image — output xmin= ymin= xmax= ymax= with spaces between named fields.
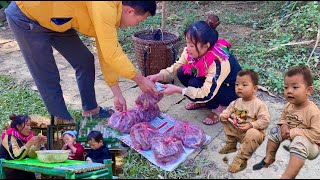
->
xmin=25 ymin=136 xmax=44 ymax=149
xmin=159 ymin=84 xmax=183 ymax=95
xmin=37 ymin=135 xmax=47 ymax=145
xmin=147 ymin=73 xmax=164 ymax=83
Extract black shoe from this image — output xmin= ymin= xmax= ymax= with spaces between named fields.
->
xmin=83 ymin=107 xmax=115 ymax=119
xmin=253 ymin=158 xmax=268 ymax=171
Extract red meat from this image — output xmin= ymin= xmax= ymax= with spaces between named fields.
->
xmin=130 ymin=122 xmax=159 ymax=151
xmin=150 ymin=136 xmax=184 ymax=165
xmin=172 ymin=121 xmax=206 ymax=149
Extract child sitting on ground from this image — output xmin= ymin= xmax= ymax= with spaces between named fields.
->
xmin=253 ymin=65 xmax=320 ymax=179
xmin=219 ymin=69 xmax=271 ymax=173
xmin=85 ymin=131 xmax=112 ymax=163
xmin=61 ymin=130 xmax=84 ymax=161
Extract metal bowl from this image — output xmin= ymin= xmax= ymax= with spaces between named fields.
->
xmin=35 ymin=150 xmax=70 ymax=163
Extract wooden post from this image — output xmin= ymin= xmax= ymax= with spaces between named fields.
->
xmin=161 ymin=1 xmax=166 ymax=30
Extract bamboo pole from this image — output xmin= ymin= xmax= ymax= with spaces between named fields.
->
xmin=161 ymin=1 xmax=166 ymax=30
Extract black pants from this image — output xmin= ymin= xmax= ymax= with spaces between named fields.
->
xmin=177 ymin=67 xmax=238 ymax=109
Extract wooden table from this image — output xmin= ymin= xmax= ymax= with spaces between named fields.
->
xmin=0 ymin=158 xmax=113 ymax=179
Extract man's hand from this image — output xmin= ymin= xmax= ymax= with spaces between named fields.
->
xmin=114 ymin=94 xmax=127 ymax=112
xmin=159 ymin=84 xmax=183 ymax=95
xmin=281 ymin=124 xmax=291 ymax=140
xmin=147 ymin=73 xmax=164 ymax=83
xmin=132 ymin=73 xmax=157 ymax=94
xmin=110 ymin=85 xmax=127 ymax=112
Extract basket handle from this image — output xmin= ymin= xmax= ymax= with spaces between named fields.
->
xmin=168 ymin=43 xmax=177 ymax=84
xmin=168 ymin=43 xmax=177 ymax=65
xmin=143 ymin=45 xmax=151 ymax=77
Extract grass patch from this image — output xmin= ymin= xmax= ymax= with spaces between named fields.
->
xmin=0 ymin=75 xmax=82 ymax=131
xmin=121 ymin=149 xmax=221 ymax=179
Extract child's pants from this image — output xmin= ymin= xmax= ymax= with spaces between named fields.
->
xmin=5 ymin=2 xmax=98 ymax=120
xmin=268 ymin=126 xmax=320 ymax=160
xmin=222 ymin=121 xmax=265 ymax=159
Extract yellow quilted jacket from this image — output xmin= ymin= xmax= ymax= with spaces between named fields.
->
xmin=16 ymin=1 xmax=137 ymax=86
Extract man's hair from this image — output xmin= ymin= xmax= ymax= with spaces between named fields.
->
xmin=87 ymin=130 xmax=103 ymax=142
xmin=122 ymin=1 xmax=157 ymax=16
xmin=237 ymin=69 xmax=259 ymax=86
xmin=285 ymin=65 xmax=313 ymax=87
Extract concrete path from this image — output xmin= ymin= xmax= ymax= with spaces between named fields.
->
xmin=0 ymin=23 xmax=319 ymax=179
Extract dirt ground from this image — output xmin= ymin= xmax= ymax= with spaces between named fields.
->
xmin=0 ymin=1 xmax=319 ymax=178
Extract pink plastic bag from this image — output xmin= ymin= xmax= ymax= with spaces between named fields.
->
xmin=172 ymin=121 xmax=206 ymax=149
xmin=135 ymin=92 xmax=163 ymax=109
xmin=127 ymin=107 xmax=145 ymax=123
xmin=107 ymin=111 xmax=137 ymax=134
xmin=140 ymin=103 xmax=161 ymax=122
xmin=130 ymin=122 xmax=159 ymax=151
xmin=150 ymin=136 xmax=184 ymax=165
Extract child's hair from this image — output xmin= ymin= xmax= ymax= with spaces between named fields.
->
xmin=285 ymin=65 xmax=313 ymax=87
xmin=237 ymin=69 xmax=259 ymax=86
xmin=122 ymin=1 xmax=157 ymax=16
xmin=87 ymin=131 xmax=103 ymax=142
xmin=9 ymin=113 xmax=30 ymax=130
xmin=184 ymin=14 xmax=220 ymax=55
xmin=62 ymin=130 xmax=77 ymax=138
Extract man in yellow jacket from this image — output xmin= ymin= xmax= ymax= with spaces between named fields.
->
xmin=4 ymin=1 xmax=158 ymax=124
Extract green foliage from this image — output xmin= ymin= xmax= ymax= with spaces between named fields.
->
xmin=233 ymin=1 xmax=320 ymax=97
xmin=0 ymin=1 xmax=10 ymax=9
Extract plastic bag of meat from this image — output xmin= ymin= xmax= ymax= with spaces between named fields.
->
xmin=107 ymin=111 xmax=137 ymax=134
xmin=150 ymin=136 xmax=184 ymax=165
xmin=135 ymin=92 xmax=163 ymax=109
xmin=140 ymin=103 xmax=161 ymax=122
xmin=172 ymin=121 xmax=206 ymax=149
xmin=127 ymin=106 xmax=145 ymax=123
xmin=130 ymin=122 xmax=159 ymax=151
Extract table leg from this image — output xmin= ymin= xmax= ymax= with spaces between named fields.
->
xmin=0 ymin=159 xmax=6 ymax=179
xmin=103 ymin=159 xmax=113 ymax=179
xmin=47 ymin=125 xmax=53 ymax=150
xmin=65 ymin=170 xmax=75 ymax=179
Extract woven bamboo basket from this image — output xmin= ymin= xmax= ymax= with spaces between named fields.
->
xmin=132 ymin=29 xmax=180 ymax=76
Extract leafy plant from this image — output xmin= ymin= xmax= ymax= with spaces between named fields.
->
xmin=233 ymin=1 xmax=320 ymax=98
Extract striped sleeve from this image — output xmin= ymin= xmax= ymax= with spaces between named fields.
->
xmin=2 ymin=134 xmax=29 ymax=160
xmin=184 ymin=59 xmax=231 ymax=103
